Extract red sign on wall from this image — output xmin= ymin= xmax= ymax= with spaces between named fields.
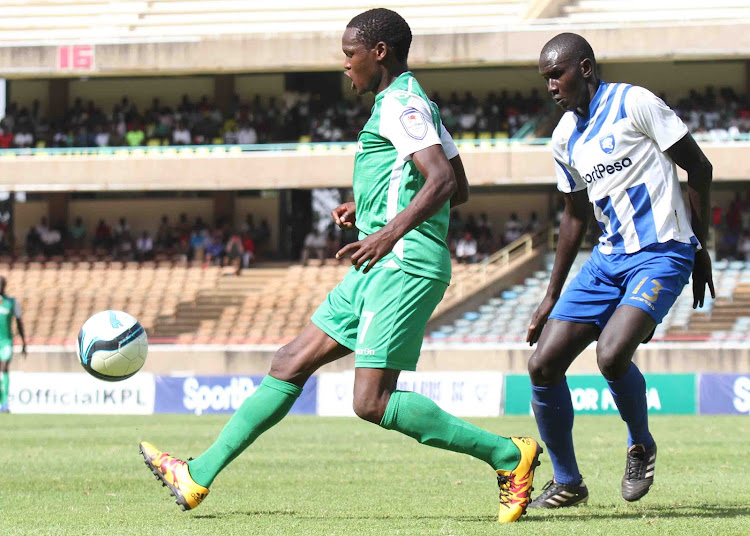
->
xmin=57 ymin=45 xmax=95 ymax=71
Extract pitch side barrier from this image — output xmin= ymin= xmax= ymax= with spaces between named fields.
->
xmin=2 ymin=136 xmax=748 ymax=192
xmin=6 ymin=343 xmax=750 ymax=416
xmin=1 ymin=133 xmax=747 ymax=159
xmin=4 ymin=370 xmax=749 ymax=416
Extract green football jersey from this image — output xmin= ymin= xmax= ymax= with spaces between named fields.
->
xmin=0 ymin=295 xmax=19 ymax=342
xmin=353 ymin=72 xmax=453 ymax=284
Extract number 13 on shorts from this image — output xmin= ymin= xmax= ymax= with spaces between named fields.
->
xmin=358 ymin=311 xmax=375 ymax=344
xmin=633 ymin=277 xmax=663 ymax=303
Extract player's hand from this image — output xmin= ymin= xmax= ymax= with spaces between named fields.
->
xmin=526 ymin=296 xmax=556 ymax=346
xmin=692 ymin=249 xmax=715 ymax=309
xmin=335 ymin=228 xmax=398 ymax=273
xmin=331 ymin=202 xmax=357 ymax=229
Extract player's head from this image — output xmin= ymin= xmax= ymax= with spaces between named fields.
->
xmin=342 ymin=8 xmax=412 ymax=96
xmin=0 ymin=276 xmax=5 ymax=295
xmin=538 ymin=32 xmax=598 ymax=113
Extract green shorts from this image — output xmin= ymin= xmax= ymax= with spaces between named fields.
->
xmin=0 ymin=342 xmax=12 ymax=362
xmin=311 ymin=265 xmax=447 ymax=371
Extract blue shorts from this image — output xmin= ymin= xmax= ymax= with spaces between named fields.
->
xmin=549 ymin=241 xmax=695 ymax=331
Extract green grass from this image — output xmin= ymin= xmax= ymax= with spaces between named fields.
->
xmin=1 ymin=415 xmax=748 ymax=536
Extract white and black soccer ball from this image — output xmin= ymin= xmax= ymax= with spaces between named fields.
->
xmin=77 ymin=310 xmax=148 ymax=382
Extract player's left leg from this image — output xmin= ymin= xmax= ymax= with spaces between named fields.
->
xmin=352 ymin=367 xmax=541 ymax=523
xmin=350 ymin=268 xmax=541 ymax=522
xmin=596 ymin=306 xmax=658 ymax=502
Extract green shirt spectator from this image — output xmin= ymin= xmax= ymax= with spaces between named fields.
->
xmin=125 ymin=127 xmax=145 ymax=147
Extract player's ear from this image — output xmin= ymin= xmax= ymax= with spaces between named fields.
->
xmin=580 ymin=58 xmax=594 ymax=80
xmin=374 ymin=41 xmax=387 ymax=62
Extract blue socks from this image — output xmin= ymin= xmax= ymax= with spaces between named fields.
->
xmin=531 ymin=380 xmax=581 ymax=486
xmin=607 ymin=362 xmax=654 ymax=449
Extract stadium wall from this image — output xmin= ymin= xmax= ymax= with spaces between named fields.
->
xmin=3 ymin=143 xmax=750 ymax=193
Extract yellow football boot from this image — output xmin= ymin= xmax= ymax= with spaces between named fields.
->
xmin=139 ymin=441 xmax=209 ymax=511
xmin=496 ymin=436 xmax=543 ymax=523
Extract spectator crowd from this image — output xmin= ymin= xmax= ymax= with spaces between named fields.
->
xmin=13 ymin=213 xmax=272 ymax=271
xmin=713 ymin=190 xmax=750 ymax=261
xmin=0 ymin=85 xmax=746 ymax=151
xmin=0 ymin=88 xmax=552 ymax=150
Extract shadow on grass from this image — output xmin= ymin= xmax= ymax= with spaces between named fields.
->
xmin=194 ymin=511 xmax=489 ymax=522
xmin=524 ymin=503 xmax=750 ymax=522
xmin=194 ymin=504 xmax=750 ymax=522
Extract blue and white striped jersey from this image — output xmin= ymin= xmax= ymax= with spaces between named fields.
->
xmin=552 ymin=82 xmax=697 ymax=254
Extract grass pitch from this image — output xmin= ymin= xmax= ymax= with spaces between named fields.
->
xmin=1 ymin=414 xmax=748 ymax=535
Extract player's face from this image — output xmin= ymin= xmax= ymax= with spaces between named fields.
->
xmin=539 ymin=50 xmax=588 ymax=113
xmin=342 ymin=27 xmax=381 ymax=96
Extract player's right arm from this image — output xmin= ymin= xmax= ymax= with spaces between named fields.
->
xmin=527 ymin=189 xmax=590 ymax=345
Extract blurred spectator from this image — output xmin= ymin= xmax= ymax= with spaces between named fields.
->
xmin=13 ymin=126 xmax=34 ymax=148
xmin=456 ymin=232 xmax=478 ymax=264
xmin=172 ymin=122 xmax=191 ymax=145
xmin=242 ymin=233 xmax=256 ymax=268
xmin=225 ymin=233 xmax=244 ymax=272
xmin=125 ymin=125 xmax=145 ymax=146
xmin=503 ymin=213 xmax=524 ymax=245
xmin=136 ymin=231 xmax=154 ymax=261
xmin=0 ymin=126 xmax=13 ymax=149
xmin=237 ymin=121 xmax=258 ymax=144
xmin=739 ymin=231 xmax=750 ymax=261
xmin=527 ymin=211 xmax=541 ymax=232
xmin=155 ymin=215 xmax=174 ymax=251
xmin=93 ymin=219 xmax=113 ymax=252
xmin=188 ymin=230 xmax=206 ymax=261
xmin=94 ymin=125 xmax=110 ymax=147
xmin=204 ymin=230 xmax=225 ymax=265
xmin=25 ymin=226 xmax=42 ymax=256
xmin=70 ymin=217 xmax=86 ymax=250
xmin=478 ymin=213 xmax=492 ymax=238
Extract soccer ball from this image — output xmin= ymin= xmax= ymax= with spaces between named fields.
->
xmin=77 ymin=310 xmax=148 ymax=382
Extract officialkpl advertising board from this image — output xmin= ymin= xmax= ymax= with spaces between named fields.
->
xmin=7 ymin=372 xmax=155 ymax=414
xmin=504 ymin=373 xmax=697 ymax=415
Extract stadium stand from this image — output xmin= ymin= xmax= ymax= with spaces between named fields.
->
xmin=0 ymin=1 xmax=527 ymax=43
xmin=0 ymin=259 xmax=222 ymax=345
xmin=558 ymin=0 xmax=750 ymax=24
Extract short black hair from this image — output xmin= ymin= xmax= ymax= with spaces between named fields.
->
xmin=347 ymin=8 xmax=412 ymax=63
xmin=541 ymin=32 xmax=597 ymax=74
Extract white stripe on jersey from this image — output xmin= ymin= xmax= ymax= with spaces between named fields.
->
xmin=386 ymin=159 xmax=405 ymax=260
xmin=551 ymin=83 xmax=696 ymax=254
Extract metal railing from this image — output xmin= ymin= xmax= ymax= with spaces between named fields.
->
xmin=445 ymin=226 xmax=548 ymax=302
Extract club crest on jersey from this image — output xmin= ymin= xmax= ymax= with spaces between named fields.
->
xmin=600 ymin=134 xmax=615 ymax=154
xmin=399 ymin=108 xmax=428 ymax=140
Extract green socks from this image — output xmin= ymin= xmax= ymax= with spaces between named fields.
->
xmin=0 ymin=372 xmax=8 ymax=406
xmin=380 ymin=390 xmax=520 ymax=472
xmin=187 ymin=375 xmax=302 ymax=488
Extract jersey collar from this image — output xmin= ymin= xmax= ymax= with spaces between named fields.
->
xmin=575 ymin=80 xmax=608 ymax=128
xmin=375 ymin=71 xmax=413 ymax=102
